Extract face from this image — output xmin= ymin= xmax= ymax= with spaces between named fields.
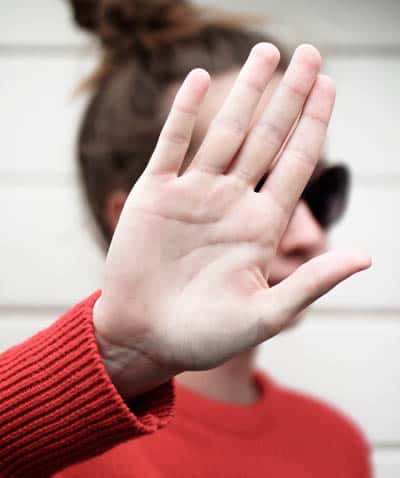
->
xmin=163 ymin=68 xmax=328 ymax=287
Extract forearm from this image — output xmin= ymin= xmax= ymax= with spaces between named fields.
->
xmin=0 ymin=292 xmax=174 ymax=477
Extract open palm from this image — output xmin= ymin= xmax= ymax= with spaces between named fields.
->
xmin=94 ymin=44 xmax=370 ymax=390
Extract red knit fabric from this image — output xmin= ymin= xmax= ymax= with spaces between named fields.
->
xmin=56 ymin=372 xmax=372 ymax=477
xmin=0 ymin=291 xmax=175 ymax=478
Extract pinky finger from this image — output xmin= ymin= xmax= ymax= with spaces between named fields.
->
xmin=253 ymin=249 xmax=372 ymax=339
xmin=145 ymin=68 xmax=210 ymax=177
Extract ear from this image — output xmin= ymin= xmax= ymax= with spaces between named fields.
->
xmin=105 ymin=190 xmax=129 ymax=233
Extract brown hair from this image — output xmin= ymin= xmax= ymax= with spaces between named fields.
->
xmin=69 ymin=0 xmax=290 ymax=249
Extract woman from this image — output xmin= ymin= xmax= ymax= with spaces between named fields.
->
xmin=0 ymin=0 xmax=372 ymax=476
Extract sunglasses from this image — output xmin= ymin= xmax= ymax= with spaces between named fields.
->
xmin=254 ymin=163 xmax=350 ymax=229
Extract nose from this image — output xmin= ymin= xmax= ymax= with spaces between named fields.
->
xmin=278 ymin=200 xmax=327 ymax=258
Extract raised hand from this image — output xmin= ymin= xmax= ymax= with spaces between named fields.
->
xmin=93 ymin=43 xmax=371 ymax=399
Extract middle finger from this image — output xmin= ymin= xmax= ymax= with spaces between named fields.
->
xmin=228 ymin=44 xmax=321 ymax=186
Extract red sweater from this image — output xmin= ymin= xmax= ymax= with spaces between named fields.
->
xmin=0 ymin=292 xmax=371 ymax=477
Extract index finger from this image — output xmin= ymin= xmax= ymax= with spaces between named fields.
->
xmin=145 ymin=68 xmax=210 ymax=177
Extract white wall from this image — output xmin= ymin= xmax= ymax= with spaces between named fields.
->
xmin=0 ymin=1 xmax=399 ymax=476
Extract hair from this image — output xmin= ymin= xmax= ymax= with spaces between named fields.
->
xmin=69 ymin=0 xmax=290 ymax=249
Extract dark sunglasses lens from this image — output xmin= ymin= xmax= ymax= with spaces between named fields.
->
xmin=302 ymin=165 xmax=350 ymax=228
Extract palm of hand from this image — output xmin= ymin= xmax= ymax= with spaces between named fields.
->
xmin=107 ymin=169 xmax=279 ymax=371
xmin=96 ymin=43 xmax=370 ymax=376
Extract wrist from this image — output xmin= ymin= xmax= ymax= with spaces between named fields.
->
xmin=93 ymin=297 xmax=174 ymax=401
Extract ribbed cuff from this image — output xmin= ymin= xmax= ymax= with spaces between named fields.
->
xmin=0 ymin=291 xmax=175 ymax=477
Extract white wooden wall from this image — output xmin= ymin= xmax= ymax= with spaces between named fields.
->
xmin=0 ymin=1 xmax=399 ymax=476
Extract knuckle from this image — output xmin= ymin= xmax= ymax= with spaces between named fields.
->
xmin=242 ymin=74 xmax=265 ymax=95
xmin=162 ymin=129 xmax=190 ymax=146
xmin=210 ymin=115 xmax=247 ymax=138
xmin=303 ymin=111 xmax=329 ymax=129
xmin=195 ymin=161 xmax=222 ymax=176
xmin=174 ymin=102 xmax=197 ymax=118
xmin=233 ymin=168 xmax=254 ymax=185
xmin=286 ymin=146 xmax=316 ymax=168
xmin=281 ymin=79 xmax=309 ymax=100
xmin=254 ymin=119 xmax=286 ymax=150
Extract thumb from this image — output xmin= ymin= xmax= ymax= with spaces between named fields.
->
xmin=252 ymin=249 xmax=372 ymax=340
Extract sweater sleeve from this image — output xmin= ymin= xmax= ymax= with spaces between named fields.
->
xmin=0 ymin=291 xmax=175 ymax=478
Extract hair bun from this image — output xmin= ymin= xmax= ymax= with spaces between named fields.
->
xmin=69 ymin=0 xmax=99 ymax=32
xmin=69 ymin=0 xmax=188 ymax=34
xmin=69 ymin=0 xmax=199 ymax=54
xmin=99 ymin=0 xmax=198 ymax=53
